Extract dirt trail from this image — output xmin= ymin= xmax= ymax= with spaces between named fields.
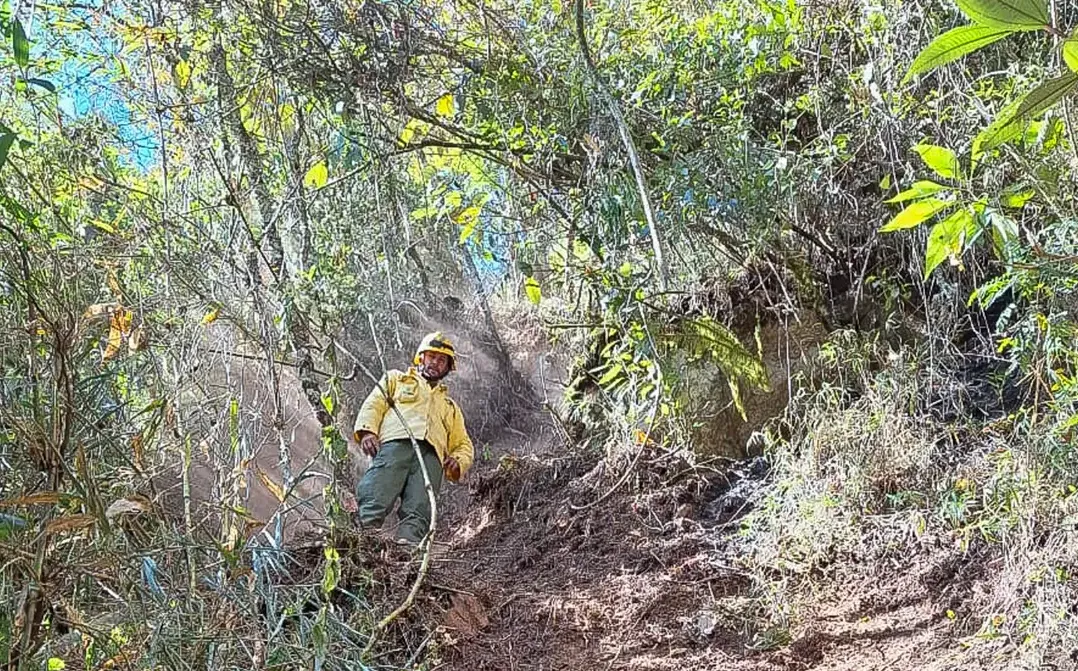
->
xmin=419 ymin=415 xmax=969 ymax=671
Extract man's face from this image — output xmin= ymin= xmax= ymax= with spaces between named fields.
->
xmin=419 ymin=351 xmax=452 ymax=381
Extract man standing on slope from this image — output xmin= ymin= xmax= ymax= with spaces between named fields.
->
xmin=352 ymin=332 xmax=474 ymax=545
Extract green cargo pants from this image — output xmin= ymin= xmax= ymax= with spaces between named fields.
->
xmin=356 ymin=438 xmax=443 ymax=544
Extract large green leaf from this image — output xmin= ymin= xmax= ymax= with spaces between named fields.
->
xmin=955 ymin=0 xmax=1048 ymax=29
xmin=904 ymin=26 xmax=1012 ymax=82
xmin=12 ymin=17 xmax=28 ymax=68
xmin=975 ymin=73 xmax=1078 ymax=151
xmin=880 ymin=198 xmax=953 ymax=232
xmin=914 ymin=144 xmax=962 ymax=179
xmin=886 ymin=180 xmax=949 ymax=203
xmin=924 ymin=208 xmax=976 ymax=278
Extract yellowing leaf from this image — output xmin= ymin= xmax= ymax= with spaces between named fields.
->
xmin=48 ymin=658 xmax=66 ymax=671
xmin=45 ymin=514 xmax=97 ymax=534
xmin=880 ymin=198 xmax=953 ymax=232
xmin=435 ymin=93 xmax=455 ymax=118
xmin=107 ymin=267 xmax=123 ymax=298
xmin=0 ymin=491 xmax=62 ymax=506
xmin=304 ymin=161 xmax=328 ymax=189
xmin=256 ymin=466 xmax=287 ymax=503
xmin=399 ymin=119 xmax=427 ymax=145
xmin=914 ymin=144 xmax=962 ymax=180
xmin=456 ymin=205 xmax=482 ymax=244
xmin=201 ymin=307 xmax=220 ymax=325
xmin=132 ymin=433 xmax=145 ymax=468
xmin=104 ymin=307 xmax=133 ymax=361
xmin=524 ymin=276 xmax=542 ymax=304
xmin=175 ymin=59 xmax=191 ymax=89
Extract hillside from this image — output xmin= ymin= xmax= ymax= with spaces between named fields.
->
xmin=3 ymin=0 xmax=1078 ymax=668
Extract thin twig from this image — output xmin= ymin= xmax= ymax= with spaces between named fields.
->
xmin=569 ymin=393 xmax=661 ymax=512
xmin=336 ymin=331 xmax=439 ymax=659
xmin=574 ymin=0 xmax=667 ymax=290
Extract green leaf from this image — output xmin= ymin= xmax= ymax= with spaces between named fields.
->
xmin=410 ymin=205 xmax=437 ymax=220
xmin=457 ymin=205 xmax=481 ymax=243
xmin=321 ymin=546 xmax=340 ymax=595
xmin=0 ymin=132 xmax=14 ymax=167
xmin=12 ymin=17 xmax=28 ymax=68
xmin=524 ymin=276 xmax=542 ymax=305
xmin=880 ymin=198 xmax=953 ymax=232
xmin=904 ymin=26 xmax=1012 ymax=83
xmin=91 ymin=219 xmax=116 ymax=234
xmin=435 ymin=93 xmax=455 ymax=117
xmin=303 ymin=161 xmax=328 ymax=189
xmin=1064 ymin=38 xmax=1078 ymax=74
xmin=26 ymin=77 xmax=55 ymax=92
xmin=986 ymin=210 xmax=1019 ymax=256
xmin=955 ymin=0 xmax=1048 ymax=29
xmin=886 ymin=180 xmax=948 ymax=203
xmin=975 ymin=73 xmax=1078 ymax=151
xmin=1002 ymin=188 xmax=1035 ymax=208
xmin=914 ymin=144 xmax=962 ymax=179
xmin=597 ymin=363 xmax=622 ymax=386
xmin=0 ymin=195 xmax=33 ymax=222
xmin=924 ymin=208 xmax=976 ymax=278
xmin=47 ymin=659 xmax=66 ymax=671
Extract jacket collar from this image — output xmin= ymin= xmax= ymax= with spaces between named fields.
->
xmin=408 ymin=366 xmax=448 ymax=392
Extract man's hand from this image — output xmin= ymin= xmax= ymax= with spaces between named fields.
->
xmin=357 ymin=431 xmax=381 ymax=457
xmin=444 ymin=456 xmax=461 ymax=483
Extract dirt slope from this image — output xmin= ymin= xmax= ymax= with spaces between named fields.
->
xmin=415 ymin=415 xmax=973 ymax=671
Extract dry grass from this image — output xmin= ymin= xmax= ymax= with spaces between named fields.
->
xmin=732 ymin=328 xmax=1078 ymax=668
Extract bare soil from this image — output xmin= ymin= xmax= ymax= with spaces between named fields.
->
xmin=411 ymin=414 xmax=977 ymax=671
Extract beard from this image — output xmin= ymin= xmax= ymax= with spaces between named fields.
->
xmin=419 ymin=364 xmax=450 ymax=383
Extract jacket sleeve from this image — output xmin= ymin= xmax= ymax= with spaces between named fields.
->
xmin=353 ymin=371 xmax=397 ymax=441
xmin=447 ymin=402 xmax=474 ymax=476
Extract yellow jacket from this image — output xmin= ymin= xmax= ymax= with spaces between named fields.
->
xmin=353 ymin=368 xmax=474 ymax=476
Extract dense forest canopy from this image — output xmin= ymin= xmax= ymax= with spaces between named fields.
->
xmin=3 ymin=0 xmax=1078 ymax=667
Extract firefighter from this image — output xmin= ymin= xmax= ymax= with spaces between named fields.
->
xmin=352 ymin=332 xmax=474 ymax=544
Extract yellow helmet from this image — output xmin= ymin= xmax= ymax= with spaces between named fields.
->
xmin=414 ymin=331 xmax=457 ymax=370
